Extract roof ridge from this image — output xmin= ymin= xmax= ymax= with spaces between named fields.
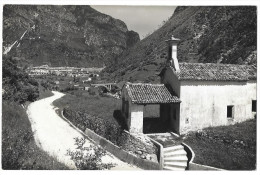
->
xmin=179 ymin=62 xmax=249 ymax=67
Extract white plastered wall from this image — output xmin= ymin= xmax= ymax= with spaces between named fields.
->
xmin=179 ymin=80 xmax=257 ymax=134
xmin=128 ymin=103 xmax=144 ymax=133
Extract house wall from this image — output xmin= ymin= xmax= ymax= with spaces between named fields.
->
xmin=170 ymin=103 xmax=180 ymax=133
xmin=160 ymin=67 xmax=181 ymax=133
xmin=160 ymin=67 xmax=181 ymax=97
xmin=121 ymin=87 xmax=130 ymax=119
xmin=129 ymin=103 xmax=144 ymax=133
xmin=179 ymin=80 xmax=257 ymax=134
xmin=247 ymin=80 xmax=257 ymax=118
xmin=122 ymin=86 xmax=144 ymax=133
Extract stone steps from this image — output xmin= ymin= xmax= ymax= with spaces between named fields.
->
xmin=164 ymin=149 xmax=187 ymax=157
xmin=163 ymin=145 xmax=184 ymax=153
xmin=164 ymin=162 xmax=187 ymax=168
xmin=163 ymin=166 xmax=186 ymax=171
xmin=164 ymin=156 xmax=188 ymax=162
xmin=163 ymin=145 xmax=188 ymax=171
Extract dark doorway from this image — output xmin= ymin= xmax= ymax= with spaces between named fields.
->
xmin=143 ymin=104 xmax=171 ymax=134
xmin=252 ymin=100 xmax=257 ymax=112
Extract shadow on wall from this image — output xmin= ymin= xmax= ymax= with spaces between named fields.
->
xmin=113 ymin=110 xmax=128 ymax=130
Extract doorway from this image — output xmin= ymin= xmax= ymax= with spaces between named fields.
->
xmin=143 ymin=104 xmax=172 ymax=134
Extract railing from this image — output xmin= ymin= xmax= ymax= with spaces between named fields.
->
xmin=147 ymin=136 xmax=164 ymax=170
xmin=181 ymin=142 xmax=224 ymax=171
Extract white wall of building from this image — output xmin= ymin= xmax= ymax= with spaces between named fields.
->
xmin=161 ymin=67 xmax=257 ymax=134
xmin=129 ymin=103 xmax=144 ymax=133
xmin=179 ymin=80 xmax=257 ymax=134
xmin=122 ymin=86 xmax=145 ymax=133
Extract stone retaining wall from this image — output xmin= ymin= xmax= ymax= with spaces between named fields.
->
xmin=84 ymin=127 xmax=160 ymax=170
xmin=118 ymin=131 xmax=158 ymax=162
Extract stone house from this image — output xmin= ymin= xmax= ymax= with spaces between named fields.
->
xmin=122 ymin=36 xmax=257 ymax=134
xmin=121 ymin=83 xmax=181 ymax=133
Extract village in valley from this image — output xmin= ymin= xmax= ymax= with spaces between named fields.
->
xmin=26 ymin=65 xmax=122 ymax=99
xmin=1 ymin=4 xmax=258 ymax=172
xmin=27 ymin=64 xmax=103 ymax=77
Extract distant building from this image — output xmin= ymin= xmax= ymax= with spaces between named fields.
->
xmin=54 ymin=81 xmax=59 ymax=85
xmin=82 ymin=78 xmax=92 ymax=83
xmin=84 ymin=86 xmax=90 ymax=91
xmin=122 ymin=36 xmax=257 ymax=134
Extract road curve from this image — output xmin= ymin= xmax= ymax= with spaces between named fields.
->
xmin=27 ymin=91 xmax=139 ymax=170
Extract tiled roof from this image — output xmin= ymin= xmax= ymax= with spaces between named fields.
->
xmin=124 ymin=83 xmax=180 ymax=104
xmin=174 ymin=63 xmax=257 ymax=81
xmin=246 ymin=65 xmax=257 ymax=80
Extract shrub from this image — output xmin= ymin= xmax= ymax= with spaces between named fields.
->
xmin=63 ymin=108 xmax=123 ymax=145
xmin=2 ymin=55 xmax=39 ymax=103
xmin=67 ymin=137 xmax=114 ymax=170
xmin=88 ymin=87 xmax=98 ymax=96
xmin=63 ymin=108 xmax=159 ymax=162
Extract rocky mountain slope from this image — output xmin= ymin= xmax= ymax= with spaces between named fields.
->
xmin=103 ymin=6 xmax=256 ymax=83
xmin=3 ymin=5 xmax=140 ymax=67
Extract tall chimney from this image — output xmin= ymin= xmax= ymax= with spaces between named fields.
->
xmin=165 ymin=35 xmax=180 ymax=73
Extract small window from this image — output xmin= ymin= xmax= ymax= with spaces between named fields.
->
xmin=252 ymin=100 xmax=257 ymax=112
xmin=227 ymin=106 xmax=234 ymax=118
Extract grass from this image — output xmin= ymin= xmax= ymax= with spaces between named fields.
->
xmin=2 ymin=101 xmax=68 ymax=170
xmin=183 ymin=119 xmax=256 ymax=170
xmin=38 ymin=85 xmax=54 ymax=100
xmin=53 ymin=90 xmax=121 ymax=124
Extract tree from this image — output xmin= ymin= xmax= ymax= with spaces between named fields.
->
xmin=2 ymin=55 xmax=39 ymax=103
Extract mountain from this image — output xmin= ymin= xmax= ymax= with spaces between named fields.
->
xmin=103 ymin=6 xmax=257 ymax=83
xmin=3 ymin=5 xmax=140 ymax=67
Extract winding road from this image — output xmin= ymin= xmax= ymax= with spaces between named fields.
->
xmin=26 ymin=91 xmax=139 ymax=170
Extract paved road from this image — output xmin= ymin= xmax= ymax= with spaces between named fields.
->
xmin=27 ymin=91 xmax=140 ymax=170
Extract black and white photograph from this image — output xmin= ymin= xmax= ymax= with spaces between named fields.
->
xmin=1 ymin=0 xmax=258 ymax=172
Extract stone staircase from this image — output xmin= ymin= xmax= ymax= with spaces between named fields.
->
xmin=163 ymin=145 xmax=188 ymax=170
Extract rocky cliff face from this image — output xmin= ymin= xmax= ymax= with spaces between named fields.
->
xmin=103 ymin=6 xmax=256 ymax=83
xmin=3 ymin=5 xmax=140 ymax=67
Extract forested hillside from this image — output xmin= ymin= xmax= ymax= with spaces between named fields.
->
xmin=102 ymin=6 xmax=257 ymax=83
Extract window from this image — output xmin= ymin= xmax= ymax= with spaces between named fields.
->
xmin=227 ymin=106 xmax=234 ymax=118
xmin=252 ymin=100 xmax=257 ymax=112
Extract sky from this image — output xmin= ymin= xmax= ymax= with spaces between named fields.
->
xmin=91 ymin=5 xmax=177 ymax=39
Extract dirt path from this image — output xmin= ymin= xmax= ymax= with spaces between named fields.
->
xmin=27 ymin=91 xmax=140 ymax=170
